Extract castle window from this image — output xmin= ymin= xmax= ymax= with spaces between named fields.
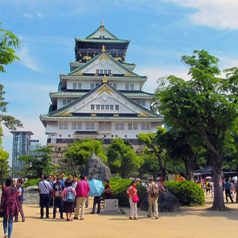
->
xmin=86 ymin=122 xmax=95 ymax=130
xmin=59 ymin=122 xmax=68 ymax=129
xmin=73 ymin=83 xmax=77 ymax=89
xmin=115 ymin=122 xmax=124 ymax=130
xmin=115 ymin=105 xmax=119 ymax=111
xmin=91 ymin=105 xmax=95 ymax=110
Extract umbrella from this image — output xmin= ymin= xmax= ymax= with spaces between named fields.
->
xmin=89 ymin=179 xmax=104 ymax=197
xmin=232 ymin=176 xmax=238 ymax=181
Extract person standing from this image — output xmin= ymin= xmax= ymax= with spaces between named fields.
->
xmin=52 ymin=177 xmax=64 ymax=219
xmin=74 ymin=175 xmax=90 ymax=220
xmin=104 ymin=179 xmax=112 ymax=199
xmin=224 ymin=178 xmax=234 ymax=203
xmin=1 ymin=178 xmax=18 ymax=238
xmin=91 ymin=196 xmax=101 ymax=214
xmin=15 ymin=178 xmax=25 ymax=222
xmin=146 ymin=176 xmax=159 ymax=219
xmin=38 ymin=175 xmax=52 ymax=219
xmin=62 ymin=179 xmax=76 ymax=221
xmin=127 ymin=180 xmax=139 ymax=220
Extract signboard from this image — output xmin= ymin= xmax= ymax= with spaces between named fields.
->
xmin=105 ymin=199 xmax=119 ymax=211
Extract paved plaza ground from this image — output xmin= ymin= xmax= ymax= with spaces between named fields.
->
xmin=2 ymin=198 xmax=238 ymax=238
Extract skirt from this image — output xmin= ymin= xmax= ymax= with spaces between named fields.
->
xmin=63 ymin=202 xmax=74 ymax=213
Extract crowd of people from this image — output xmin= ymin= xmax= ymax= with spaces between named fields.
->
xmin=194 ymin=177 xmax=238 ymax=202
xmin=1 ymin=173 xmax=238 ymax=237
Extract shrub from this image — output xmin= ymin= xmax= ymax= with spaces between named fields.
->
xmin=110 ymin=177 xmax=131 ymax=206
xmin=23 ymin=178 xmax=40 ymax=188
xmin=165 ymin=180 xmax=205 ymax=206
xmin=110 ymin=177 xmax=146 ymax=207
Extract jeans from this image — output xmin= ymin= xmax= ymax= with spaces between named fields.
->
xmin=3 ymin=215 xmax=13 ymax=238
xmin=92 ymin=196 xmax=101 ymax=214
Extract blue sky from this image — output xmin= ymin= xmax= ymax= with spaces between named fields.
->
xmin=1 ymin=0 xmax=238 ymax=160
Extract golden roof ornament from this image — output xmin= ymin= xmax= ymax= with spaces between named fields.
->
xmin=102 ymin=45 xmax=106 ymax=53
xmin=102 ymin=75 xmax=108 ymax=83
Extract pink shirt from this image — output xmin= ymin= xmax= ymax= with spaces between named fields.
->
xmin=75 ymin=180 xmax=90 ymax=197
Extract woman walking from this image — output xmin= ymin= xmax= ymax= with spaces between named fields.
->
xmin=1 ymin=178 xmax=18 ymax=238
xmin=15 ymin=178 xmax=25 ymax=222
xmin=127 ymin=180 xmax=139 ymax=220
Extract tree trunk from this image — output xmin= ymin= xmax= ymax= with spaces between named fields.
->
xmin=157 ymin=153 xmax=166 ymax=179
xmin=210 ymin=157 xmax=227 ymax=211
xmin=184 ymin=161 xmax=194 ymax=180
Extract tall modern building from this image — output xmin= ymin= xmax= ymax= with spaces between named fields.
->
xmin=11 ymin=131 xmax=33 ymax=177
xmin=40 ymin=22 xmax=162 ymax=164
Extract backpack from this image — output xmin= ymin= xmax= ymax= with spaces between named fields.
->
xmin=150 ymin=184 xmax=159 ymax=198
xmin=65 ymin=188 xmax=75 ymax=202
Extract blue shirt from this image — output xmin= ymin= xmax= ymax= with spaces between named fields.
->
xmin=38 ymin=180 xmax=52 ymax=194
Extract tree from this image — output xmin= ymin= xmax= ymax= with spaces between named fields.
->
xmin=63 ymin=140 xmax=107 ymax=175
xmin=138 ymin=128 xmax=168 ymax=178
xmin=0 ymin=148 xmax=10 ymax=183
xmin=0 ymin=23 xmax=19 ymax=72
xmin=19 ymin=146 xmax=53 ymax=178
xmin=155 ymin=50 xmax=238 ymax=210
xmin=0 ymin=23 xmax=22 ymax=178
xmin=0 ymin=24 xmax=22 ymax=137
xmin=107 ymin=138 xmax=142 ymax=178
xmin=164 ymin=128 xmax=205 ymax=180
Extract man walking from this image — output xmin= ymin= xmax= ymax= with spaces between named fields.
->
xmin=38 ymin=175 xmax=52 ymax=219
xmin=74 ymin=175 xmax=90 ymax=220
xmin=146 ymin=176 xmax=159 ymax=219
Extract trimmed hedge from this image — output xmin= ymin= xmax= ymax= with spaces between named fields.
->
xmin=110 ymin=177 xmax=147 ymax=207
xmin=23 ymin=178 xmax=40 ymax=188
xmin=165 ymin=180 xmax=205 ymax=206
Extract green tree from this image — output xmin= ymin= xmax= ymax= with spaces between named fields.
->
xmin=0 ymin=23 xmax=22 ymax=179
xmin=0 ymin=23 xmax=19 ymax=72
xmin=63 ymin=139 xmax=107 ymax=175
xmin=0 ymin=148 xmax=10 ymax=183
xmin=0 ymin=24 xmax=22 ymax=140
xmin=138 ymin=128 xmax=168 ymax=178
xmin=156 ymin=50 xmax=238 ymax=211
xmin=107 ymin=138 xmax=142 ymax=178
xmin=164 ymin=128 xmax=205 ymax=180
xmin=19 ymin=146 xmax=53 ymax=178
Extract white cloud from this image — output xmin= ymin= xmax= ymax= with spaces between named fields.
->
xmin=166 ymin=0 xmax=238 ymax=30
xmin=137 ymin=65 xmax=189 ymax=93
xmin=17 ymin=46 xmax=42 ymax=71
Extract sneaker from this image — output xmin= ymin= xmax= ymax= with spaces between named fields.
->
xmin=73 ymin=217 xmax=78 ymax=220
xmin=147 ymin=215 xmax=151 ymax=218
xmin=155 ymin=217 xmax=159 ymax=219
xmin=80 ymin=217 xmax=84 ymax=220
xmin=129 ymin=217 xmax=133 ymax=220
xmin=134 ymin=217 xmax=138 ymax=220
